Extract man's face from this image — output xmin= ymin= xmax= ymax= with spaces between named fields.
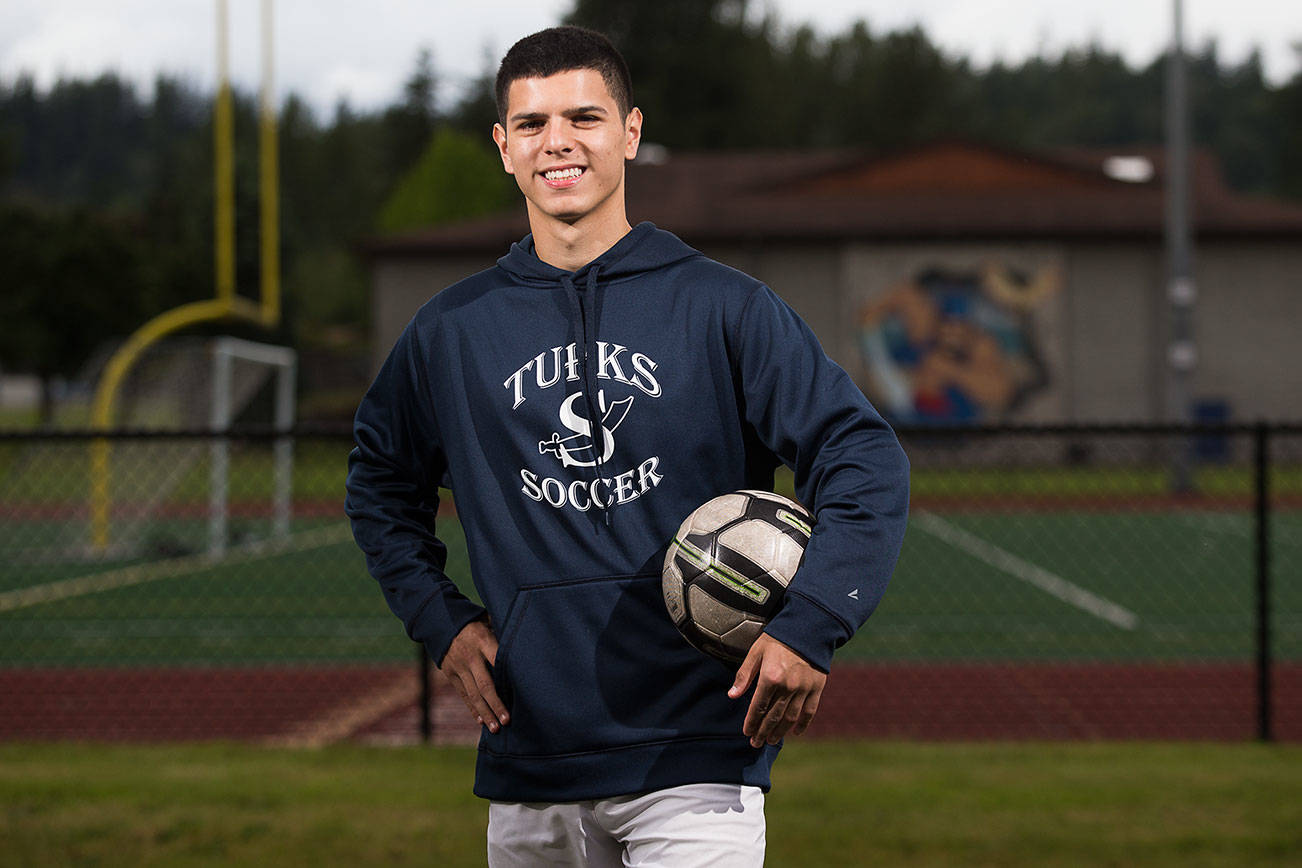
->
xmin=493 ymin=68 xmax=642 ymax=231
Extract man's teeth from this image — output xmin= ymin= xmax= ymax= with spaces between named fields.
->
xmin=545 ymin=167 xmax=583 ymax=181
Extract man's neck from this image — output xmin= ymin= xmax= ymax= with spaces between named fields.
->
xmin=528 ymin=209 xmax=633 ymax=272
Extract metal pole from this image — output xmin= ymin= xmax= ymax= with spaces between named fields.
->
xmin=1254 ymin=421 xmax=1273 ymax=742
xmin=259 ymin=0 xmax=281 ymax=327
xmin=419 ymin=644 xmax=433 ymax=744
xmin=1165 ymin=0 xmax=1195 ymax=491
xmin=214 ymin=0 xmax=236 ymax=304
xmin=273 ymin=356 xmax=296 ymax=540
xmin=209 ymin=343 xmax=232 ymax=557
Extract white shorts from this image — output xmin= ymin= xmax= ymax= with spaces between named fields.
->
xmin=487 ymin=782 xmax=766 ymax=867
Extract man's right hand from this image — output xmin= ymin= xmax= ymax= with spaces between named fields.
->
xmin=440 ymin=617 xmax=510 ymax=733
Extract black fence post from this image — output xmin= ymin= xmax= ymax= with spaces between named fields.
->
xmin=1254 ymin=421 xmax=1273 ymax=743
xmin=419 ymin=643 xmax=432 ymax=744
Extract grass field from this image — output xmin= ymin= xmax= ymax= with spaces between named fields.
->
xmin=2 ymin=741 xmax=1299 ymax=867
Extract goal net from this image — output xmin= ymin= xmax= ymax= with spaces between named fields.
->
xmin=0 ymin=336 xmax=297 ymax=565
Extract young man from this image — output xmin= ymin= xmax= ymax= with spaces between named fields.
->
xmin=346 ymin=26 xmax=909 ymax=867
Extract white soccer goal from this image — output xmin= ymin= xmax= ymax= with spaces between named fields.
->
xmin=2 ymin=337 xmax=299 ymax=564
xmin=209 ymin=337 xmax=297 ymax=557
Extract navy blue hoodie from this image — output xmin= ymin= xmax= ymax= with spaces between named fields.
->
xmin=346 ymin=222 xmax=909 ymax=802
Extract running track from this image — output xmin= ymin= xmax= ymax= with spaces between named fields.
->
xmin=2 ymin=662 xmax=1298 ymax=744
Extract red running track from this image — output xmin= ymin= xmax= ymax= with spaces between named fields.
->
xmin=1 ymin=662 xmax=1298 ymax=744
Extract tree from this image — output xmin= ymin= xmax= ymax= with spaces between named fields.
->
xmin=817 ymin=22 xmax=963 ymax=149
xmin=1273 ymin=49 xmax=1302 ymax=199
xmin=565 ymin=0 xmax=782 ymax=147
xmin=376 ymin=127 xmax=515 ymax=234
xmin=382 ymin=48 xmax=441 ymax=176
xmin=447 ymin=48 xmax=501 ymax=134
xmin=0 ymin=205 xmax=147 ymax=424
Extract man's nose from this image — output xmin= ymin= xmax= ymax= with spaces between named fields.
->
xmin=543 ymin=121 xmax=574 ymax=154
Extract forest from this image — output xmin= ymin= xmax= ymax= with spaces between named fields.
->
xmin=2 ymin=0 xmax=1299 ymax=420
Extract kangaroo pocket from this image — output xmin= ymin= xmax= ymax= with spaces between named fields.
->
xmin=485 ymin=573 xmax=740 ymax=758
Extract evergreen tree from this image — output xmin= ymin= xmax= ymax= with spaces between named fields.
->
xmin=1273 ymin=54 xmax=1302 ymax=199
xmin=0 ymin=204 xmax=148 ymax=423
xmin=382 ymin=48 xmax=441 ymax=176
xmin=377 ymin=128 xmax=515 ymax=233
xmin=565 ymin=0 xmax=782 ymax=147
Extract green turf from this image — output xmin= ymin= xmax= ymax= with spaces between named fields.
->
xmin=909 ymin=465 xmax=1302 ymax=498
xmin=2 ymin=447 xmax=1299 ymax=666
xmin=0 ymin=741 xmax=1298 ymax=867
xmin=843 ymin=509 xmax=1284 ymax=662
xmin=2 ymin=501 xmax=1298 ymax=665
xmin=0 ymin=439 xmax=354 ymax=505
xmin=4 ymin=436 xmax=1297 ymax=506
xmin=0 ymin=518 xmax=473 ymax=666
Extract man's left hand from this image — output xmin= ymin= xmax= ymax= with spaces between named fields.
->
xmin=728 ymin=634 xmax=827 ymax=748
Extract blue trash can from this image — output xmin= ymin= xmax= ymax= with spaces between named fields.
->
xmin=1192 ymin=399 xmax=1230 ymax=462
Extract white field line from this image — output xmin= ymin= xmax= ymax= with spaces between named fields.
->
xmin=265 ymin=672 xmax=419 ymax=749
xmin=0 ymin=523 xmax=353 ymax=614
xmin=910 ymin=510 xmax=1140 ymax=631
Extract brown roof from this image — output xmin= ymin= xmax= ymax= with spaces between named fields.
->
xmin=368 ymin=141 xmax=1302 ymax=256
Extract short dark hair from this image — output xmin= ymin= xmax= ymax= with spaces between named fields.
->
xmin=495 ymin=26 xmax=633 ymax=124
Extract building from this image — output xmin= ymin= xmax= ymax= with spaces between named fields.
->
xmin=366 ymin=141 xmax=1302 ymax=423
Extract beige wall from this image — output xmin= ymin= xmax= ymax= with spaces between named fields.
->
xmin=1195 ymin=242 xmax=1302 ymax=421
xmin=1062 ymin=244 xmax=1162 ymax=422
xmin=370 ymin=237 xmax=1302 ymax=422
xmin=698 ymin=243 xmax=843 ymax=354
xmin=371 ymin=257 xmax=491 ymax=370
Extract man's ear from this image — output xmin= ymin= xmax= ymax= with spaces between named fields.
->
xmin=492 ymin=123 xmax=514 ymax=175
xmin=624 ymin=108 xmax=643 ymax=161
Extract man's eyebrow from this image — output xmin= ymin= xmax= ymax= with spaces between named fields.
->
xmin=508 ymin=105 xmax=609 ymax=123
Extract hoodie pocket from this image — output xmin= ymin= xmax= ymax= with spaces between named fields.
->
xmin=484 ymin=573 xmax=739 ymax=758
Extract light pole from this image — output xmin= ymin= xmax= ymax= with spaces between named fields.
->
xmin=1165 ymin=0 xmax=1195 ymax=491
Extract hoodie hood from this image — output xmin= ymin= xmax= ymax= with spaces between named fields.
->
xmin=496 ymin=221 xmax=701 ymax=286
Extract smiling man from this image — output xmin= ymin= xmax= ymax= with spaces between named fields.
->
xmin=346 ymin=26 xmax=910 ymax=867
xmin=491 ymin=64 xmax=639 ymax=267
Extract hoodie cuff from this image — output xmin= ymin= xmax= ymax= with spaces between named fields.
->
xmin=761 ymin=590 xmax=850 ymax=674
xmin=410 ymin=587 xmax=489 ymax=667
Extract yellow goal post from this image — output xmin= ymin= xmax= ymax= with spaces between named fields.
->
xmin=90 ymin=0 xmax=281 ymax=550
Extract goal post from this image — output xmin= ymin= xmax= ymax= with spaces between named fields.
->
xmin=88 ymin=0 xmax=281 ymax=553
xmin=209 ymin=337 xmax=297 ymax=557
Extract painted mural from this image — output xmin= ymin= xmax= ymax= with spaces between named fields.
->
xmin=857 ymin=263 xmax=1058 ymax=424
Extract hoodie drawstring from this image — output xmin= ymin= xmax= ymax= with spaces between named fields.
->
xmin=561 ymin=266 xmax=612 ymax=529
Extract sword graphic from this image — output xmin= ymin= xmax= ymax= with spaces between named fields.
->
xmin=539 ymin=391 xmax=634 ymax=467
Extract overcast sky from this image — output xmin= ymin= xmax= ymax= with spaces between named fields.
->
xmin=2 ymin=1 xmax=1298 ymax=119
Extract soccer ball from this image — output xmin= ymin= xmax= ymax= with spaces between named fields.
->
xmin=662 ymin=490 xmax=815 ymax=664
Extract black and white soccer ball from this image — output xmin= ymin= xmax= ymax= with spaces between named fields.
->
xmin=662 ymin=490 xmax=815 ymax=665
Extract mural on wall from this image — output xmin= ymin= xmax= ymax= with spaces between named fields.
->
xmin=857 ymin=263 xmax=1059 ymax=424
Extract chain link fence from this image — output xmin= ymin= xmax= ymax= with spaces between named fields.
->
xmin=0 ymin=425 xmax=1297 ymax=744
xmin=816 ymin=424 xmax=1299 ymax=742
